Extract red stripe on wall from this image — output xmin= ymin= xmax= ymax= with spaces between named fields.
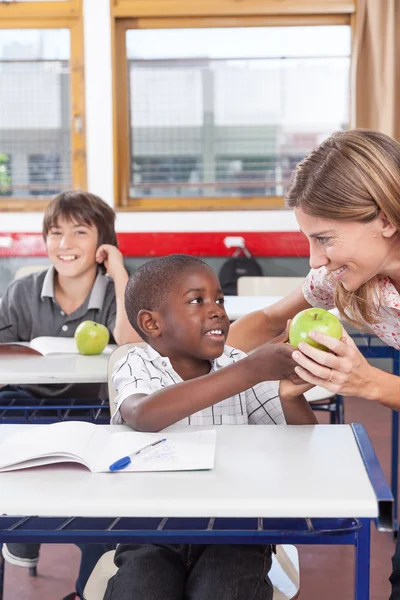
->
xmin=0 ymin=232 xmax=310 ymax=258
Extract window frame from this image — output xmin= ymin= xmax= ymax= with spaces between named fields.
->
xmin=113 ymin=2 xmax=354 ymax=211
xmin=112 ymin=0 xmax=354 ymax=18
xmin=0 ymin=0 xmax=85 ymax=211
xmin=0 ymin=0 xmax=81 ymax=19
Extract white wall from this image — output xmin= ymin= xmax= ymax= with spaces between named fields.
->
xmin=0 ymin=210 xmax=298 ymax=232
xmin=83 ymin=0 xmax=114 ymax=206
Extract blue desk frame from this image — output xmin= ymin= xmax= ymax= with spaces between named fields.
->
xmin=0 ymin=424 xmax=393 ymax=600
xmin=353 ymin=335 xmax=400 ymax=531
xmin=0 ymin=517 xmax=373 ymax=600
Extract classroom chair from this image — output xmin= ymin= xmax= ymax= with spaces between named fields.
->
xmin=237 ymin=275 xmax=344 ymax=424
xmin=237 ymin=276 xmax=306 ymax=297
xmin=13 ymin=265 xmax=49 ymax=280
xmin=83 ymin=543 xmax=300 ymax=599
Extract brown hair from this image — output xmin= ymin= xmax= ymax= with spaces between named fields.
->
xmin=285 ymin=129 xmax=400 ymax=329
xmin=42 ymin=190 xmax=118 ymax=248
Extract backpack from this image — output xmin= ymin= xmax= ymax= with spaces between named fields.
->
xmin=219 ymin=248 xmax=263 ymax=296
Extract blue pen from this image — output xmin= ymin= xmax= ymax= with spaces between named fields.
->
xmin=109 ymin=438 xmax=167 ymax=472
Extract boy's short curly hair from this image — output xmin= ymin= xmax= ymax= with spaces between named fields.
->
xmin=125 ymin=254 xmax=209 ymax=335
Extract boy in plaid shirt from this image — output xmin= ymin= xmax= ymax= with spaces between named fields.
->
xmin=105 ymin=254 xmax=315 ymax=600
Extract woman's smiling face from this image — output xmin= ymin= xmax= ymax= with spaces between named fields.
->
xmin=295 ymin=207 xmax=398 ymax=292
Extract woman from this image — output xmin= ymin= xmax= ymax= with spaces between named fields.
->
xmin=227 ymin=128 xmax=400 ymax=598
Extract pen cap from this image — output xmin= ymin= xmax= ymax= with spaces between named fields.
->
xmin=109 ymin=456 xmax=131 ymax=472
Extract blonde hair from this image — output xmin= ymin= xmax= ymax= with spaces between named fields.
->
xmin=285 ymin=129 xmax=400 ymax=330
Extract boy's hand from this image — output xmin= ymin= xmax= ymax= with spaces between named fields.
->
xmin=279 ymin=379 xmax=314 ymax=401
xmin=249 ymin=320 xmax=307 ymax=384
xmin=96 ymin=244 xmax=126 ymax=280
xmin=269 ymin=319 xmax=291 ymax=345
xmin=248 ymin=342 xmax=298 ymax=383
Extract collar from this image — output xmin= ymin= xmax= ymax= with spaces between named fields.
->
xmin=41 ymin=266 xmax=109 ymax=310
xmin=213 ymin=346 xmax=238 ymax=368
xmin=376 ymin=275 xmax=400 ymax=310
xmin=88 ymin=270 xmax=109 ymax=310
xmin=141 ymin=344 xmax=173 ymax=370
xmin=141 ymin=343 xmax=236 ymax=370
xmin=40 ymin=266 xmax=56 ymax=300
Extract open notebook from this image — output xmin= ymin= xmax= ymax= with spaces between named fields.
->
xmin=0 ymin=422 xmax=216 ymax=473
xmin=0 ymin=337 xmax=115 ymax=356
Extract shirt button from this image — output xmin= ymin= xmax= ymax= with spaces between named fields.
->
xmin=60 ymin=311 xmax=65 ymax=316
xmin=62 ymin=325 xmax=68 ymax=332
xmin=162 ymin=361 xmax=167 ymax=367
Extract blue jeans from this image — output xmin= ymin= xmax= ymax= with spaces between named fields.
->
xmin=104 ymin=543 xmax=273 ymax=600
xmin=0 ymin=387 xmax=114 ymax=599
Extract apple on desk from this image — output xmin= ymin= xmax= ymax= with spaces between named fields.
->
xmin=289 ymin=308 xmax=342 ymax=352
xmin=74 ymin=320 xmax=110 ymax=355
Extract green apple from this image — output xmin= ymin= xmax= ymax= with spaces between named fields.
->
xmin=74 ymin=320 xmax=110 ymax=355
xmin=289 ymin=308 xmax=342 ymax=352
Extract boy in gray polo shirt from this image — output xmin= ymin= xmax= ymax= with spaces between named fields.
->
xmin=0 ymin=190 xmax=141 ymax=599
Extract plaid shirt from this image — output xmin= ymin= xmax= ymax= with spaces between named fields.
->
xmin=111 ymin=344 xmax=285 ymax=426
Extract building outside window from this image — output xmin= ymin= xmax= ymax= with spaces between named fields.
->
xmin=0 ymin=153 xmax=11 ymax=196
xmin=121 ymin=24 xmax=350 ymax=207
xmin=28 ymin=153 xmax=62 ymax=196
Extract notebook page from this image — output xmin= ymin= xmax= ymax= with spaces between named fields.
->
xmin=93 ymin=429 xmax=216 ymax=473
xmin=0 ymin=422 xmax=104 ymax=470
xmin=29 ymin=337 xmax=116 ymax=355
xmin=30 ymin=337 xmax=78 ymax=355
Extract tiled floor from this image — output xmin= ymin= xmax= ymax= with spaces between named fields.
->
xmin=3 ymin=396 xmax=397 ymax=600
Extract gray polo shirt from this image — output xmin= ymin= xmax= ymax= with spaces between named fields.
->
xmin=0 ymin=267 xmax=116 ymax=400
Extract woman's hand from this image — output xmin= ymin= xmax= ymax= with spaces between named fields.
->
xmin=96 ymin=244 xmax=126 ymax=281
xmin=292 ymin=329 xmax=375 ymax=396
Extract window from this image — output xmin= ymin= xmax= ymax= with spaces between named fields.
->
xmin=28 ymin=153 xmax=62 ymax=196
xmin=216 ymin=156 xmax=277 ymax=197
xmin=0 ymin=0 xmax=84 ymax=210
xmin=0 ymin=29 xmax=71 ymax=198
xmin=115 ymin=18 xmax=351 ymax=211
xmin=0 ymin=153 xmax=11 ymax=196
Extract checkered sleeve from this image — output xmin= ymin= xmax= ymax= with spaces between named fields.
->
xmin=111 ymin=348 xmax=160 ymax=425
xmin=245 ymin=380 xmax=286 ymax=425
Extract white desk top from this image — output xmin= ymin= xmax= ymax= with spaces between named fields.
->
xmin=0 ymin=425 xmax=378 ymax=520
xmin=225 ymin=296 xmax=282 ymax=320
xmin=0 ymin=352 xmax=111 ymax=385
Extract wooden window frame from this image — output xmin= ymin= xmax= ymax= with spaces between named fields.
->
xmin=0 ymin=0 xmax=81 ymax=19
xmin=0 ymin=0 xmax=85 ymax=211
xmin=112 ymin=2 xmax=354 ymax=211
xmin=112 ymin=0 xmax=355 ymax=18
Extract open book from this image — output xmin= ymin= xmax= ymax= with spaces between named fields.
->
xmin=0 ymin=337 xmax=114 ymax=356
xmin=0 ymin=422 xmax=216 ymax=473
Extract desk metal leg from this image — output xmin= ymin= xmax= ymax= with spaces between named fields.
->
xmin=392 ymin=410 xmax=399 ymax=532
xmin=355 ymin=519 xmax=370 ymax=600
xmin=0 ymin=553 xmax=4 ymax=600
